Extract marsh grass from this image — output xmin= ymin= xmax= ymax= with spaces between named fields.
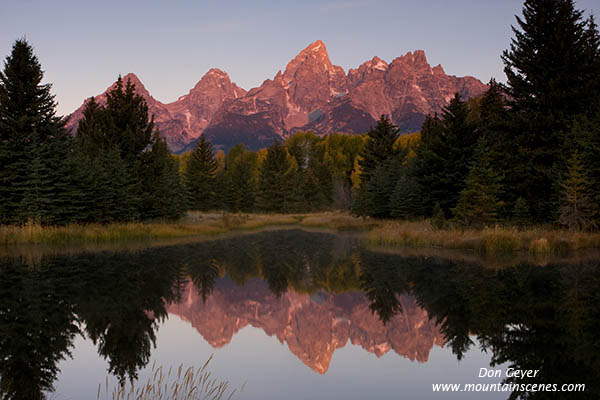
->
xmin=529 ymin=238 xmax=551 ymax=254
xmin=0 ymin=221 xmax=226 ymax=245
xmin=367 ymin=221 xmax=600 ymax=254
xmin=0 ymin=213 xmax=359 ymax=246
xmin=299 ymin=212 xmax=376 ymax=231
xmin=0 ymin=213 xmax=299 ymax=245
xmin=97 ymin=357 xmax=244 ymax=400
xmin=2 ymin=213 xmax=600 ymax=254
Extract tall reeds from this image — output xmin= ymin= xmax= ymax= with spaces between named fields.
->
xmin=96 ymin=357 xmax=244 ymax=400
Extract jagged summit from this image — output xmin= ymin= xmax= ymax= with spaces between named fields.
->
xmin=394 ymin=50 xmax=429 ymax=65
xmin=364 ymin=56 xmax=389 ymax=71
xmin=283 ymin=40 xmax=338 ymax=84
xmin=121 ymin=72 xmax=142 ymax=83
xmin=114 ymin=73 xmax=154 ymax=99
xmin=205 ymin=67 xmax=228 ymax=76
xmin=301 ymin=39 xmax=328 ymax=55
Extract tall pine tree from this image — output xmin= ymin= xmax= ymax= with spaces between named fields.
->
xmin=75 ymin=76 xmax=181 ymax=221
xmin=502 ymin=0 xmax=600 ymax=221
xmin=414 ymin=94 xmax=479 ymax=216
xmin=389 ymin=171 xmax=423 ymax=219
xmin=185 ymin=135 xmax=219 ymax=211
xmin=558 ymin=152 xmax=598 ymax=231
xmin=0 ymin=39 xmax=76 ymax=225
xmin=223 ymin=144 xmax=259 ymax=212
xmin=452 ymin=138 xmax=504 ymax=228
xmin=257 ymin=141 xmax=297 ymax=212
xmin=357 ymin=115 xmax=399 ymax=185
xmin=352 ymin=115 xmax=401 ymax=217
xmin=137 ymin=133 xmax=188 ymax=219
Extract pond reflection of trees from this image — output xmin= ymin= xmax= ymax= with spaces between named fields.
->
xmin=0 ymin=230 xmax=598 ymax=399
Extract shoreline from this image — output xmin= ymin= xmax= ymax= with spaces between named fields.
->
xmin=2 ymin=212 xmax=600 ymax=257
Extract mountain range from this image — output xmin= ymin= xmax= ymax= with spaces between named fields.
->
xmin=66 ymin=40 xmax=487 ymax=153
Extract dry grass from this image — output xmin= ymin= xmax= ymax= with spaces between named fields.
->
xmin=529 ymin=238 xmax=551 ymax=254
xmin=0 ymin=220 xmax=226 ymax=245
xmin=299 ymin=212 xmax=376 ymax=231
xmin=97 ymin=356 xmax=243 ymax=400
xmin=0 ymin=213 xmax=307 ymax=246
xmin=232 ymin=213 xmax=300 ymax=230
xmin=366 ymin=220 xmax=600 ymax=255
xmin=3 ymin=213 xmax=600 ymax=254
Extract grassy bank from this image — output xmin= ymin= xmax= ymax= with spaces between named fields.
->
xmin=0 ymin=213 xmax=300 ymax=245
xmin=366 ymin=220 xmax=600 ymax=255
xmin=2 ymin=213 xmax=600 ymax=255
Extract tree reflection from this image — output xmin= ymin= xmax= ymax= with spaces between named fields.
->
xmin=358 ymin=253 xmax=600 ymax=399
xmin=2 ymin=230 xmax=600 ymax=399
xmin=358 ymin=252 xmax=407 ymax=324
xmin=0 ymin=258 xmax=79 ymax=400
xmin=188 ymin=258 xmax=222 ymax=303
xmin=75 ymin=251 xmax=183 ymax=384
xmin=0 ymin=249 xmax=183 ymax=397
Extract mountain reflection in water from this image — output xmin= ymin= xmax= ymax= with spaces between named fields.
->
xmin=0 ymin=229 xmax=599 ymax=399
xmin=168 ymin=280 xmax=444 ymax=373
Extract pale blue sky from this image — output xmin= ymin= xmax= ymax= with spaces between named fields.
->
xmin=1 ymin=0 xmax=597 ymax=116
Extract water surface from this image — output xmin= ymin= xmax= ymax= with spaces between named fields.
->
xmin=1 ymin=230 xmax=598 ymax=399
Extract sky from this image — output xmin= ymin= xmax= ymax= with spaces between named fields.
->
xmin=1 ymin=0 xmax=598 ymax=116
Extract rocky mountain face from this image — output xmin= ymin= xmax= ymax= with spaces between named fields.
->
xmin=167 ymin=279 xmax=445 ymax=374
xmin=67 ymin=41 xmax=487 ymax=153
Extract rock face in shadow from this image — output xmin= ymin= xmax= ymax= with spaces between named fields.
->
xmin=167 ymin=279 xmax=445 ymax=374
xmin=67 ymin=41 xmax=487 ymax=153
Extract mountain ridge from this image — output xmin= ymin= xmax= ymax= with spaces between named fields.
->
xmin=66 ymin=41 xmax=488 ymax=153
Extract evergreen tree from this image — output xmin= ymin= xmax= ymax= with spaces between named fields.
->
xmin=389 ymin=172 xmax=423 ymax=219
xmin=512 ymin=197 xmax=531 ymax=228
xmin=357 ymin=115 xmax=400 ymax=185
xmin=568 ymin=107 xmax=600 ymax=223
xmin=74 ymin=96 xmax=105 ymax=157
xmin=137 ymin=133 xmax=188 ymax=219
xmin=475 ymin=80 xmax=523 ymax=219
xmin=84 ymin=150 xmax=139 ymax=223
xmin=0 ymin=39 xmax=76 ymax=225
xmin=256 ymin=141 xmax=296 ymax=212
xmin=558 ymin=152 xmax=598 ymax=231
xmin=75 ymin=75 xmax=179 ymax=221
xmin=352 ymin=116 xmax=404 ymax=218
xmin=223 ymin=144 xmax=258 ymax=212
xmin=105 ymin=78 xmax=154 ymax=160
xmin=452 ymin=138 xmax=504 ymax=228
xmin=18 ymin=142 xmax=48 ymax=224
xmin=431 ymin=202 xmax=446 ymax=230
xmin=502 ymin=0 xmax=600 ymax=221
xmin=503 ymin=0 xmax=600 ymax=122
xmin=364 ymin=156 xmax=405 ymax=218
xmin=76 ymin=76 xmax=154 ymax=163
xmin=301 ymin=152 xmax=333 ymax=211
xmin=414 ymin=95 xmax=479 ymax=216
xmin=351 ymin=184 xmax=373 ymax=218
xmin=17 ymin=129 xmax=82 ymax=225
xmin=185 ymin=136 xmax=218 ymax=211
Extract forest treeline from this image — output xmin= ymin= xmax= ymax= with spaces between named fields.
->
xmin=1 ymin=0 xmax=599 ymax=229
